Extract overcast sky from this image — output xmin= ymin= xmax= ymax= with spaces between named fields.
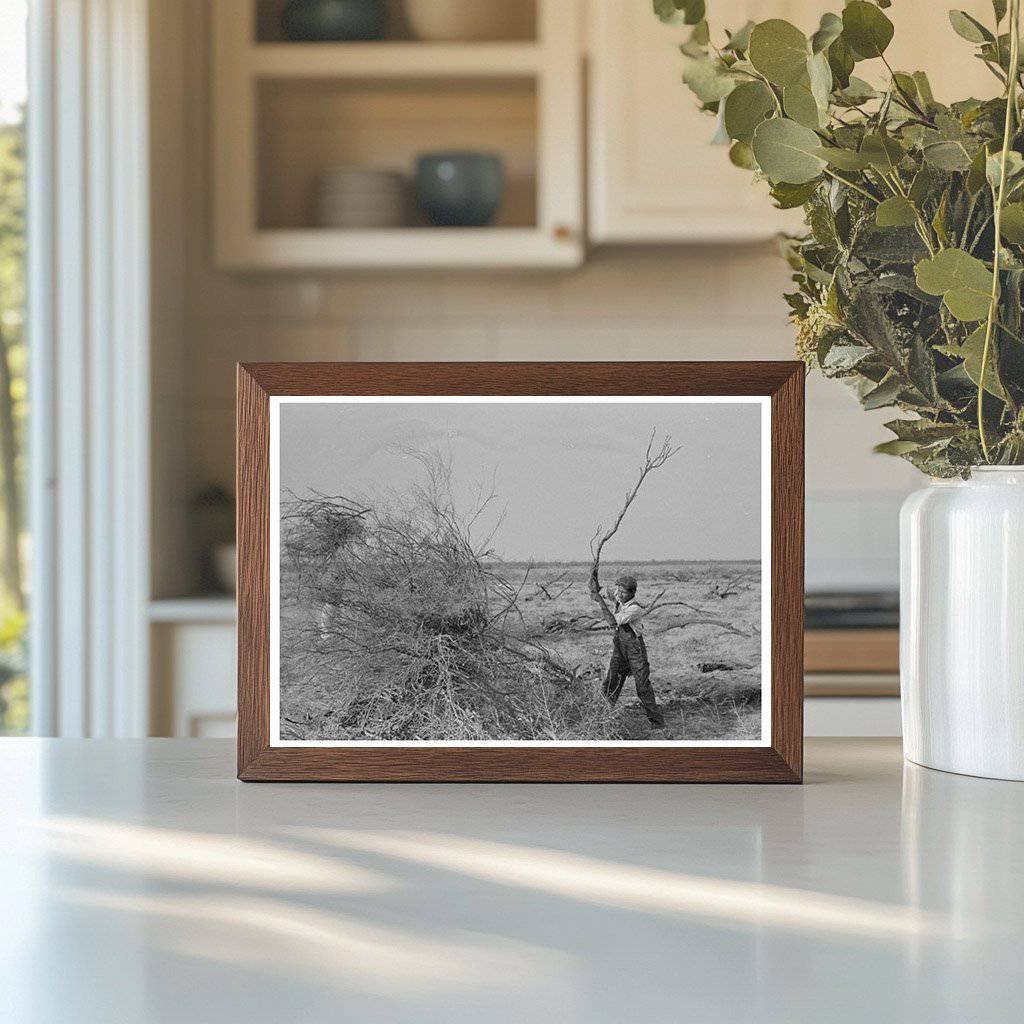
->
xmin=278 ymin=399 xmax=763 ymax=562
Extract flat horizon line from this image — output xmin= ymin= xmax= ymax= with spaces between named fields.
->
xmin=484 ymin=558 xmax=761 ymax=567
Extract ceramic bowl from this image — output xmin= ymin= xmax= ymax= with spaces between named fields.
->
xmin=281 ymin=0 xmax=388 ymax=42
xmin=414 ymin=152 xmax=505 ymax=228
xmin=314 ymin=167 xmax=409 ymax=228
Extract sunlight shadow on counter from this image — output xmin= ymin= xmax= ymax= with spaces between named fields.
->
xmin=291 ymin=827 xmax=958 ymax=942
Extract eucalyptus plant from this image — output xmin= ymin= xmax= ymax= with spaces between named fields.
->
xmin=660 ymin=0 xmax=1024 ymax=475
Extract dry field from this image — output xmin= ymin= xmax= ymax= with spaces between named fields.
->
xmin=515 ymin=560 xmax=762 ymax=741
xmin=280 ymin=558 xmax=762 ymax=743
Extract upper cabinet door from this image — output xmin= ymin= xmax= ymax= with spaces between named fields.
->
xmin=587 ymin=1 xmax=1003 ymax=245
xmin=588 ymin=1 xmax=812 ymax=243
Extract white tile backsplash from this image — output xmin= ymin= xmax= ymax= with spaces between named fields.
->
xmin=806 ymin=490 xmax=906 ymax=591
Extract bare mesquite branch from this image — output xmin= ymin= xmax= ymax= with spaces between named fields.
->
xmin=588 ymin=430 xmax=681 ymax=626
xmin=541 ymin=609 xmax=750 ymax=639
xmin=653 ymin=617 xmax=748 ymax=638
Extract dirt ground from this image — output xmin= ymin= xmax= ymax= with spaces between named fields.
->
xmin=514 ymin=560 xmax=762 ymax=741
xmin=280 ymin=558 xmax=762 ymax=743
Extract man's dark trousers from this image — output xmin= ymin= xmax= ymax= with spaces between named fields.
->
xmin=603 ymin=625 xmax=665 ymax=727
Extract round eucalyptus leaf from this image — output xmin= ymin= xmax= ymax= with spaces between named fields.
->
xmin=770 ymin=179 xmax=820 ymax=209
xmin=910 ymin=165 xmax=937 ymax=204
xmin=690 ymin=19 xmax=710 ymax=46
xmin=752 ymin=117 xmax=826 ymax=184
xmin=860 ymin=133 xmax=905 ymax=172
xmin=892 ymin=72 xmax=919 ymax=101
xmin=810 ymin=12 xmax=843 ymax=54
xmin=783 ymin=83 xmax=822 ymax=129
xmin=874 ymin=439 xmax=921 ymax=456
xmin=999 ymin=202 xmax=1024 ymax=243
xmin=827 ymin=35 xmax=855 ymax=88
xmin=729 ymin=140 xmax=758 ymax=170
xmin=682 ymin=55 xmax=736 ymax=103
xmin=724 ymin=20 xmax=755 ymax=53
xmin=842 ymin=1 xmax=894 ymax=59
xmin=653 ymin=0 xmax=677 ymax=23
xmin=914 ymin=248 xmax=994 ymax=322
xmin=986 ymin=150 xmax=1024 ymax=189
xmin=912 ymin=71 xmax=935 ymax=104
xmin=923 ymin=141 xmax=972 ymax=172
xmin=748 ymin=19 xmax=809 ymax=86
xmin=682 ymin=0 xmax=706 ymax=25
xmin=836 ymin=76 xmax=877 ymax=105
xmin=948 ymin=10 xmax=993 ymax=44
xmin=654 ymin=0 xmax=705 ymax=25
xmin=814 ymin=146 xmax=872 ymax=170
xmin=807 ymin=51 xmax=833 ymax=109
xmin=723 ymin=80 xmax=775 ymax=143
xmin=958 ymin=325 xmax=1007 ymax=398
xmin=967 ymin=143 xmax=994 ymax=194
xmin=875 ymin=196 xmax=918 ymax=228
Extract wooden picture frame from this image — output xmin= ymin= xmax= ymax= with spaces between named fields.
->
xmin=237 ymin=362 xmax=804 ymax=782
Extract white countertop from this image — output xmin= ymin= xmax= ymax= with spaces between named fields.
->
xmin=1 ymin=738 xmax=1021 ymax=1023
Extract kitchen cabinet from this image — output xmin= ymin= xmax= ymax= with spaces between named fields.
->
xmin=587 ymin=1 xmax=812 ymax=243
xmin=587 ymin=0 xmax=999 ymax=244
xmin=150 ymin=601 xmax=236 ymax=738
xmin=212 ymin=0 xmax=583 ymax=269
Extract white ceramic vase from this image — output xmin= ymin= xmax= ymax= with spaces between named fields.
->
xmin=900 ymin=467 xmax=1024 ymax=780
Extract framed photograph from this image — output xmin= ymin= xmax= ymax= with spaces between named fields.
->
xmin=237 ymin=362 xmax=803 ymax=782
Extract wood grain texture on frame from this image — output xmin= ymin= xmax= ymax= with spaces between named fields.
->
xmin=237 ymin=362 xmax=804 ymax=783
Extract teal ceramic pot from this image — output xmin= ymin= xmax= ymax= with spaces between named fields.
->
xmin=280 ymin=0 xmax=387 ymax=42
xmin=415 ymin=152 xmax=505 ymax=227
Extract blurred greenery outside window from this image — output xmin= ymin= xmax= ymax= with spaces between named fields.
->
xmin=0 ymin=1 xmax=28 ymax=734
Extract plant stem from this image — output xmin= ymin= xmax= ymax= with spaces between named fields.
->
xmin=979 ymin=0 xmax=1021 ymax=463
xmin=968 ymin=212 xmax=994 ymax=254
xmin=880 ymin=54 xmax=930 ymax=120
xmin=750 ymin=69 xmax=783 ymax=116
xmin=821 ymin=167 xmax=879 ymax=203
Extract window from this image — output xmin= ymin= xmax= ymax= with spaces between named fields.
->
xmin=0 ymin=0 xmax=28 ymax=734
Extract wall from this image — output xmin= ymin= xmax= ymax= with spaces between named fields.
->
xmin=152 ymin=0 xmax=920 ymax=598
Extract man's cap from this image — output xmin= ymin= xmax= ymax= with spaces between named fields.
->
xmin=615 ymin=574 xmax=638 ymax=595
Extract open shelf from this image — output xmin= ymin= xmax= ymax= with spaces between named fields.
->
xmin=249 ymin=42 xmax=544 ymax=77
xmin=222 ymin=227 xmax=578 ymax=269
xmin=257 ymin=76 xmax=537 ymax=232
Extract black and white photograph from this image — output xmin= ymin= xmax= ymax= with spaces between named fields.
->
xmin=270 ymin=396 xmax=770 ymax=745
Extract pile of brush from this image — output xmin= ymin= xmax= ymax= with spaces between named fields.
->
xmin=279 ymin=455 xmax=617 ymax=741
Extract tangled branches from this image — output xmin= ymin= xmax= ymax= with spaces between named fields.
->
xmin=280 ymin=452 xmax=616 ymax=741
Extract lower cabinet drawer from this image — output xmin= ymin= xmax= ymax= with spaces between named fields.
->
xmin=151 ymin=621 xmax=237 ymax=738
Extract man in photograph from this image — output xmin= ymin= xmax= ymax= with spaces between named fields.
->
xmin=603 ymin=574 xmax=668 ymax=736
